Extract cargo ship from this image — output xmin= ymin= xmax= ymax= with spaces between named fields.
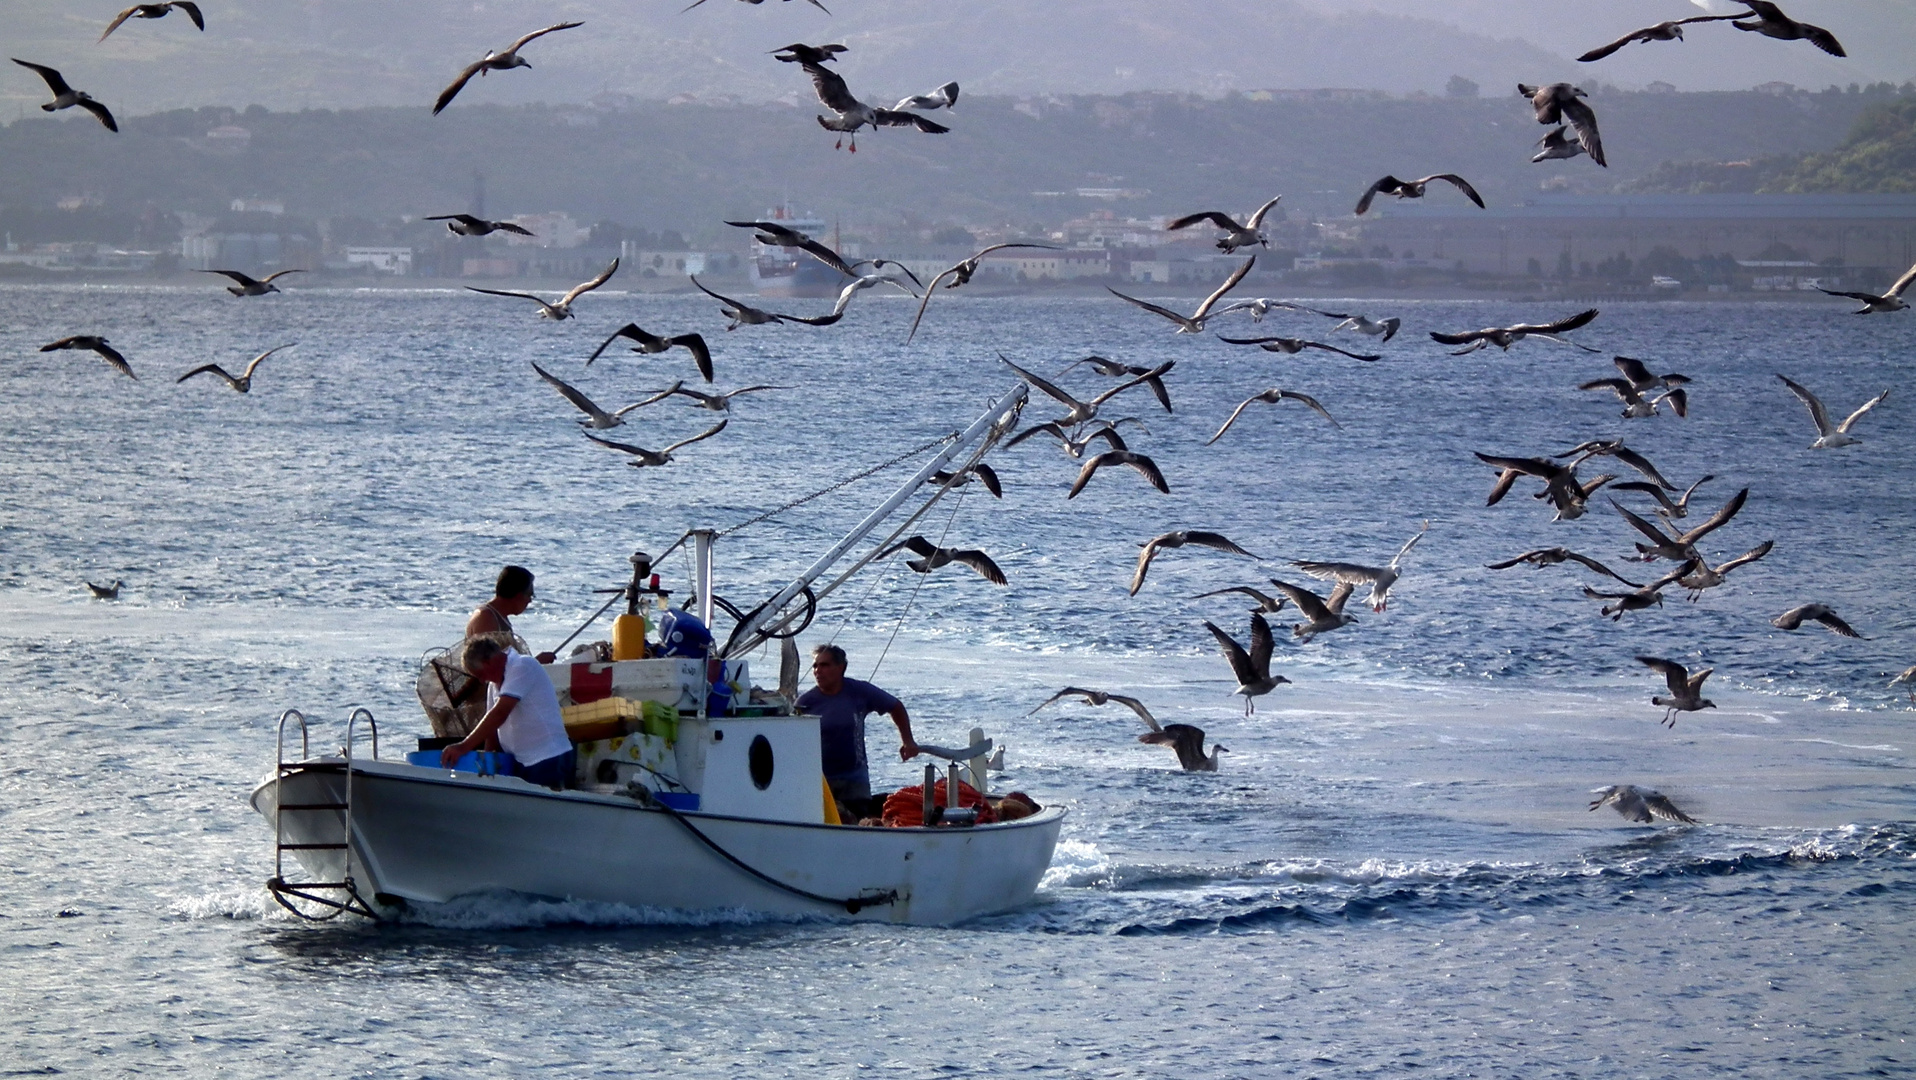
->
xmin=747 ymin=205 xmax=851 ymax=298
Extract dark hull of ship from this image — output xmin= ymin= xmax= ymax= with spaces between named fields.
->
xmin=751 ymin=254 xmax=851 ymax=299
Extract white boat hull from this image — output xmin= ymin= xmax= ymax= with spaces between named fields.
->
xmin=252 ymin=759 xmax=1065 ymax=926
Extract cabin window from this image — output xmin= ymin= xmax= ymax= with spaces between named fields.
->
xmin=748 ymin=734 xmax=774 ymax=790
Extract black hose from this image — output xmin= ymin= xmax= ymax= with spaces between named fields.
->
xmin=641 ymin=788 xmax=897 ymax=915
xmin=718 ymin=586 xmax=817 ymax=659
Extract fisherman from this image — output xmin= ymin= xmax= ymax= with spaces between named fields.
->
xmin=440 ymin=637 xmax=575 ymax=790
xmin=467 ymin=564 xmax=556 ymax=664
xmin=798 ymin=643 xmax=920 ymax=818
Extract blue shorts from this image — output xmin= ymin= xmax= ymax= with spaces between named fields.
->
xmin=514 ymin=749 xmax=575 ymax=791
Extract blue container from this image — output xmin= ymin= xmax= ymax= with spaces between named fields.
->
xmin=406 ymin=750 xmax=516 ymax=775
xmin=654 ymin=791 xmax=700 ymax=812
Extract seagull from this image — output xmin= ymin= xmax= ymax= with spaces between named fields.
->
xmin=1213 ymin=297 xmax=1328 ymax=323
xmin=1431 ymin=308 xmax=1601 ymax=354
xmin=1164 ymin=196 xmax=1284 ymax=253
xmin=1777 ymin=375 xmax=1889 ymax=449
xmin=1584 ymin=561 xmax=1698 ymax=621
xmin=1002 ymin=355 xmax=1172 ymax=427
xmin=176 ymin=343 xmax=296 ymax=393
xmin=1579 ymin=377 xmax=1686 ymax=418
xmin=1589 ymin=785 xmax=1699 ymax=824
xmin=1028 ymin=687 xmax=1160 ymax=728
xmin=985 ymin=745 xmax=1005 ymax=771
xmin=433 ymin=22 xmax=584 ymax=115
xmin=1531 ymin=126 xmax=1586 ymax=163
xmin=1577 ymin=14 xmax=1740 ymax=62
xmin=1818 ymin=261 xmax=1915 ymax=313
xmin=583 ymin=421 xmax=728 ymax=469
xmin=1475 ymin=452 xmax=1609 ymax=520
xmin=1485 ymin=548 xmax=1642 ymax=586
xmin=1331 ymin=314 xmax=1402 ymax=341
xmin=1678 ymin=540 xmax=1774 ymax=599
xmin=1004 ymin=419 xmax=1143 ymax=459
xmin=1728 ymin=0 xmax=1846 ymax=56
xmin=1889 ymin=666 xmax=1916 ymax=704
xmin=930 ymin=462 xmax=1002 ymax=498
xmin=800 ymin=61 xmax=950 ymax=151
xmin=1268 ymin=579 xmax=1358 ymax=641
xmin=39 ymin=335 xmax=135 ymax=380
xmin=1560 ymin=439 xmax=1679 ymax=491
xmin=1293 ymin=521 xmax=1428 ymax=613
xmin=11 ymin=60 xmax=117 ymax=131
xmin=99 ymin=2 xmax=203 ymax=42
xmin=1206 ymin=389 xmax=1341 ymax=445
xmin=1637 ymin=655 xmax=1715 ymax=726
xmin=1131 ymin=531 xmax=1259 ymax=596
xmin=1055 ymin=356 xmax=1174 ymax=412
xmin=1140 ymin=724 xmax=1229 ymax=772
xmin=528 ymin=362 xmax=654 ymax=429
xmin=85 ymin=580 xmax=123 ymax=600
xmin=893 ymin=82 xmax=959 ymax=112
xmin=1518 ymin=83 xmax=1605 ymax=166
xmin=466 ymin=259 xmax=617 ymax=320
xmin=425 ymin=213 xmax=533 ymax=238
xmin=1190 ymin=584 xmax=1288 ymax=614
xmin=1205 ymin=612 xmax=1289 ymax=715
xmin=1772 ymin=603 xmax=1863 ymax=638
xmin=1610 ymin=488 xmax=1749 ymax=563
xmin=1106 ymin=257 xmax=1256 ymax=333
xmin=1613 ymin=356 xmax=1693 ymax=394
xmin=199 ymin=268 xmax=302 ymax=296
xmin=1612 ymin=474 xmax=1716 ymax=521
xmin=1215 ymin=335 xmax=1380 ymax=362
xmin=627 ymin=381 xmax=791 ymax=413
xmin=876 ymin=535 xmax=1007 ymax=585
xmin=586 ymin=323 xmax=713 ymax=380
xmin=725 ymin=219 xmax=856 ymax=277
xmin=688 ymin=0 xmax=830 ymax=13
xmin=1352 ymin=174 xmax=1484 ymax=216
xmin=691 ymin=276 xmax=841 ymax=329
xmin=905 ymin=243 xmax=1064 ymax=341
xmin=1067 ymin=449 xmax=1169 ymax=499
xmin=827 ymin=265 xmax=924 ymax=320
xmin=772 ymin=43 xmax=846 ymax=65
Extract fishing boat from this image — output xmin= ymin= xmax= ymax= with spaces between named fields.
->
xmin=251 ymin=385 xmax=1064 ymax=926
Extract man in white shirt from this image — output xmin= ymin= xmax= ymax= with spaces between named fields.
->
xmin=440 ymin=637 xmax=575 ymax=789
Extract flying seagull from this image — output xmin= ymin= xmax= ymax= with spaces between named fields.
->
xmin=176 ymin=343 xmax=296 ymax=393
xmin=1140 ymin=724 xmax=1229 ymax=772
xmin=1293 ymin=521 xmax=1429 ymax=613
xmin=586 ymin=323 xmax=713 ymax=380
xmin=1106 ymin=256 xmax=1256 ymax=333
xmin=10 ymin=60 xmax=117 ymax=131
xmin=906 ymin=243 xmax=1064 ymax=341
xmin=1579 ymin=377 xmax=1686 ymax=419
xmin=40 ymin=335 xmax=136 ymax=380
xmin=1610 ymin=488 xmax=1749 ymax=563
xmin=1728 ymin=0 xmax=1846 ymax=56
xmin=426 ymin=214 xmax=533 ymax=237
xmin=725 ymin=219 xmax=856 ymax=277
xmin=1772 ymin=603 xmax=1863 ymax=638
xmin=1560 ymin=438 xmax=1680 ymax=492
xmin=930 ymin=463 xmax=1002 ymax=498
xmin=1131 ymin=530 xmax=1258 ymax=596
xmin=626 ymin=381 xmax=790 ymax=414
xmin=1216 ymin=334 xmax=1380 ymax=362
xmin=691 ymin=275 xmax=841 ymax=329
xmin=1004 ymin=419 xmax=1142 ymax=459
xmin=688 ymin=0 xmax=830 ymax=13
xmin=1205 ymin=612 xmax=1289 ymax=715
xmin=99 ymin=2 xmax=204 ymax=43
xmin=528 ymin=361 xmax=651 ymax=429
xmin=1268 ymin=579 xmax=1358 ymax=641
xmin=1028 ymin=687 xmax=1160 ymax=728
xmin=1612 ymin=474 xmax=1715 ymax=522
xmin=1584 ymin=561 xmax=1698 ymax=621
xmin=1518 ymin=83 xmax=1604 ymax=166
xmin=1001 ymin=355 xmax=1172 ymax=427
xmin=772 ymin=43 xmax=846 ymax=65
xmin=1066 ymin=448 xmax=1169 ymax=500
xmin=1677 ymin=540 xmax=1774 ymax=599
xmin=199 ymin=268 xmax=302 ymax=296
xmin=1431 ymin=308 xmax=1600 ymax=354
xmin=1577 ymin=14 xmax=1739 ymax=62
xmin=876 ymin=535 xmax=1007 ymax=585
xmin=1817 ymin=260 xmax=1915 ymax=313
xmin=85 ymin=580 xmax=123 ymax=600
xmin=1637 ymin=655 xmax=1715 ymax=726
xmin=800 ymin=61 xmax=950 ymax=151
xmin=1055 ymin=356 xmax=1175 ymax=412
xmin=894 ymin=82 xmax=959 ymax=112
xmin=1890 ymin=666 xmax=1916 ymax=704
xmin=1475 ymin=452 xmax=1612 ymax=521
xmin=1206 ymin=388 xmax=1341 ymax=445
xmin=1776 ymin=375 xmax=1889 ymax=449
xmin=433 ymin=22 xmax=584 ymax=115
xmin=827 ymin=264 xmax=924 ymax=320
xmin=1485 ymin=548 xmax=1641 ymax=586
xmin=1165 ymin=196 xmax=1284 ymax=253
xmin=466 ymin=259 xmax=618 ymax=320
xmin=1353 ymin=174 xmax=1484 ymax=216
xmin=1589 ymin=784 xmax=1699 ymax=824
xmin=583 ymin=421 xmax=728 ymax=469
xmin=1532 ymin=126 xmax=1586 ymax=163
xmin=1190 ymin=584 xmax=1289 ymax=614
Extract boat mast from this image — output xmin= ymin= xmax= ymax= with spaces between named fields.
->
xmin=723 ymin=382 xmax=1027 ymax=658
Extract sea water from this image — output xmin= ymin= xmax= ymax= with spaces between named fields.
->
xmin=2 ymin=284 xmax=1913 ymax=1077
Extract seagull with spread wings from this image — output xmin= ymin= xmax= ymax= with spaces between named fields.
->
xmin=1165 ymin=196 xmax=1283 ymax=253
xmin=177 ymin=343 xmax=296 ymax=393
xmin=691 ymin=276 xmax=841 ymax=330
xmin=626 ymin=381 xmax=791 ymax=413
xmin=1205 ymin=612 xmax=1290 ymax=715
xmin=1584 ymin=561 xmax=1698 ymax=620
xmin=1002 ymin=355 xmax=1172 ymax=427
xmin=1028 ymin=687 xmax=1160 ymax=728
xmin=433 ymin=22 xmax=583 ymax=115
xmin=1638 ymin=656 xmax=1715 ymax=726
xmin=426 ymin=213 xmax=533 ymax=238
xmin=1066 ymin=448 xmax=1169 ymax=500
xmin=1518 ymin=83 xmax=1604 ymax=166
xmin=725 ymin=219 xmax=856 ymax=277
xmin=1353 ymin=174 xmax=1484 ymax=216
xmin=1729 ymin=0 xmax=1846 ymax=56
xmin=99 ymin=2 xmax=203 ymax=43
xmin=583 ymin=420 xmax=728 ymax=469
xmin=894 ymin=82 xmax=959 ymax=112
xmin=1610 ymin=488 xmax=1749 ymax=563
xmin=772 ymin=43 xmax=845 ymax=65
xmin=1577 ymin=14 xmax=1740 ymax=62
xmin=1216 ymin=335 xmax=1381 ymax=362
xmin=1206 ymin=388 xmax=1341 ymax=445
xmin=467 ymin=259 xmax=618 ymax=320
xmin=586 ymin=323 xmax=713 ymax=380
xmin=1818 ymin=259 xmax=1915 ymax=313
xmin=1678 ymin=540 xmax=1774 ymax=599
xmin=1131 ymin=530 xmax=1259 ymax=596
xmin=1590 ymin=785 xmax=1699 ymax=824
xmin=199 ymin=268 xmax=302 ymax=296
xmin=1777 ymin=375 xmax=1889 ymax=449
xmin=11 ymin=60 xmax=117 ymax=131
xmin=907 ymin=243 xmax=1064 ymax=341
xmin=529 ymin=362 xmax=650 ymax=429
xmin=1485 ymin=548 xmax=1641 ymax=586
xmin=1268 ymin=579 xmax=1358 ymax=641
xmin=1107 ymin=256 xmax=1257 ymax=334
xmin=1055 ymin=356 xmax=1174 ymax=412
xmin=1772 ymin=603 xmax=1864 ymax=638
xmin=40 ymin=336 xmax=137 ymax=380
xmin=1432 ymin=308 xmax=1600 ymax=354
xmin=1293 ymin=521 xmax=1429 ymax=613
xmin=1532 ymin=126 xmax=1586 ymax=163
xmin=800 ymin=61 xmax=951 ymax=151
xmin=876 ymin=536 xmax=1007 ymax=585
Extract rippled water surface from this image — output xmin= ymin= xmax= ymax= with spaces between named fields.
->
xmin=3 ymin=284 xmax=1914 ymax=1077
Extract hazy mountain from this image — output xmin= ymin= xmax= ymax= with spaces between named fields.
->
xmin=7 ymin=0 xmax=1907 ymax=119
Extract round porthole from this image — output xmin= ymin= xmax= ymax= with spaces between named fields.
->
xmin=748 ymin=734 xmax=774 ymax=791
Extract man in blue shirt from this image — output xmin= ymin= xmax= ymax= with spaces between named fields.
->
xmin=796 ymin=643 xmax=920 ymax=816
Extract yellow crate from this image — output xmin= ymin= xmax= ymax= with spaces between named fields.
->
xmin=562 ymin=697 xmax=641 ymax=741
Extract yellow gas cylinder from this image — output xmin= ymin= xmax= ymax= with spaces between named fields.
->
xmin=611 ymin=612 xmax=648 ymax=660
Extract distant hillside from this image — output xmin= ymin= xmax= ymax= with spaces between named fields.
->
xmin=1625 ymin=94 xmax=1916 ymax=194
